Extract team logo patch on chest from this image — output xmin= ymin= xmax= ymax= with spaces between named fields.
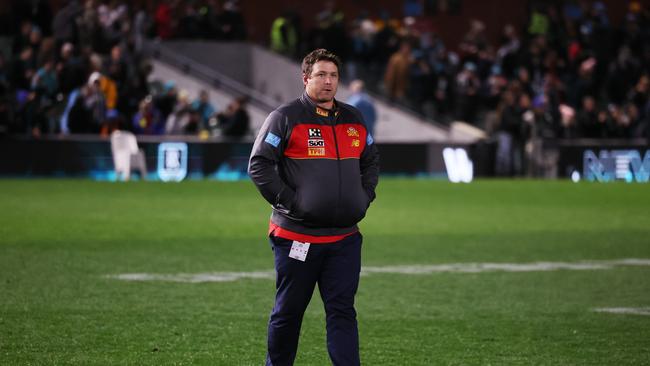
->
xmin=347 ymin=127 xmax=359 ymax=137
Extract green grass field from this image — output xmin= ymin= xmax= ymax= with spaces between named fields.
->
xmin=1 ymin=179 xmax=649 ymax=365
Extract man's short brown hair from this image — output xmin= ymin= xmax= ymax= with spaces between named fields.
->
xmin=301 ymin=49 xmax=342 ymax=77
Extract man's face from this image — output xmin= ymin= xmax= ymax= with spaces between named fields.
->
xmin=303 ymin=60 xmax=339 ymax=105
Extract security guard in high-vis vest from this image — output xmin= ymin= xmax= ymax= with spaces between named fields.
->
xmin=270 ymin=14 xmax=297 ymax=57
xmin=249 ymin=49 xmax=379 ymax=366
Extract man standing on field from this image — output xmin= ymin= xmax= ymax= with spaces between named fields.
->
xmin=248 ymin=48 xmax=379 ymax=366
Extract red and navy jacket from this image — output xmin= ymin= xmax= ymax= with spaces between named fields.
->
xmin=248 ymin=92 xmax=379 ymax=243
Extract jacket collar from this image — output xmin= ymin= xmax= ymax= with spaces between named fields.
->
xmin=300 ymin=91 xmax=339 ymax=118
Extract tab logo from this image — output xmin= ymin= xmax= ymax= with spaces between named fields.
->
xmin=308 ymin=128 xmax=322 ymax=139
xmin=347 ymin=127 xmax=359 ymax=137
xmin=308 ymin=147 xmax=326 ymax=156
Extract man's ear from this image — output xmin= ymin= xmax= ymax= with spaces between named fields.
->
xmin=302 ymin=73 xmax=309 ymax=86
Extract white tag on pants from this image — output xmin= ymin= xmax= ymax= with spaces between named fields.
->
xmin=289 ymin=241 xmax=310 ymax=262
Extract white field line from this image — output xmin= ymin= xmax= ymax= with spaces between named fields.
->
xmin=105 ymin=258 xmax=650 ymax=283
xmin=110 ymin=271 xmax=275 ymax=283
xmin=593 ymin=307 xmax=650 ymax=316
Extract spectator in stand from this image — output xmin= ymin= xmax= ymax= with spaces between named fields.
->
xmin=455 ymin=61 xmax=481 ymax=124
xmin=431 ymin=48 xmax=454 ymax=121
xmin=577 ymin=96 xmax=603 ymax=138
xmin=308 ymin=1 xmax=347 ymax=60
xmin=494 ymin=89 xmax=524 ymax=176
xmin=155 ymin=0 xmax=174 ymax=39
xmin=32 ymin=57 xmax=59 ymax=104
xmin=87 ymin=69 xmax=117 ymax=114
xmin=608 ymin=103 xmax=638 ymax=138
xmin=270 ymin=12 xmax=299 ymax=58
xmin=27 ymin=26 xmax=44 ymax=68
xmin=558 ymin=103 xmax=578 ymax=139
xmin=105 ymin=45 xmax=128 ymax=93
xmin=12 ymin=21 xmax=34 ymax=56
xmin=459 ymin=19 xmax=487 ymax=64
xmin=216 ymin=96 xmax=249 ymax=138
xmin=217 ymin=0 xmax=248 ymax=40
xmin=132 ymin=4 xmax=151 ymax=54
xmin=178 ymin=2 xmax=200 ymax=38
xmin=570 ymin=57 xmax=598 ymax=108
xmin=347 ymin=79 xmax=376 ymax=136
xmin=85 ymin=72 xmax=107 ymax=132
xmin=408 ymin=50 xmax=435 ymax=114
xmin=165 ymin=89 xmax=193 ymax=135
xmin=628 ymin=75 xmax=649 ymax=132
xmin=496 ymin=24 xmax=520 ymax=79
xmin=132 ymin=96 xmax=163 ymax=135
xmin=10 ymin=47 xmax=35 ymax=93
xmin=52 ymin=0 xmax=83 ymax=52
xmin=346 ymin=13 xmax=375 ymax=82
xmin=384 ymin=41 xmax=412 ymax=102
xmin=105 ymin=44 xmax=130 ymax=116
xmin=196 ymin=0 xmax=220 ymax=39
xmin=57 ymin=43 xmax=85 ymax=95
xmin=606 ymin=46 xmax=641 ymax=106
xmin=191 ymin=90 xmax=216 ymax=130
xmin=76 ymin=0 xmax=101 ymax=52
xmin=60 ymin=85 xmax=86 ymax=134
xmin=154 ymin=80 xmax=178 ymax=122
xmin=371 ymin=11 xmax=400 ymax=81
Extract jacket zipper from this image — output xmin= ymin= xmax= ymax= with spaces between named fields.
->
xmin=330 ymin=115 xmax=341 ymax=227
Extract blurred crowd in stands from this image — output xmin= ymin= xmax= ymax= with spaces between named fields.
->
xmin=270 ymin=0 xmax=650 ymax=175
xmin=274 ymin=1 xmax=649 ymax=140
xmin=1 ymin=0 xmax=648 ymax=156
xmin=0 ymin=0 xmax=248 ymax=138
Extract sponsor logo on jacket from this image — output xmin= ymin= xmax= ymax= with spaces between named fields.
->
xmin=308 ymin=128 xmax=322 ymax=139
xmin=308 ymin=147 xmax=326 ymax=156
xmin=308 ymin=139 xmax=325 ymax=147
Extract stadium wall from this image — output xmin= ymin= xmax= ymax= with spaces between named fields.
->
xmin=0 ymin=137 xmax=479 ymax=180
xmin=2 ymin=137 xmax=648 ymax=182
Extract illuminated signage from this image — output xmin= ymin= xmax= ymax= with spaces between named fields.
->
xmin=157 ymin=142 xmax=188 ymax=182
xmin=583 ymin=150 xmax=650 ymax=183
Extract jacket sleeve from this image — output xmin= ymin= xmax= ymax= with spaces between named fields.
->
xmin=248 ymin=110 xmax=296 ymax=213
xmin=360 ymin=132 xmax=380 ymax=202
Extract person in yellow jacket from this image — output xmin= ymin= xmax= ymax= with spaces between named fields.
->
xmin=88 ymin=71 xmax=117 ymax=111
xmin=270 ymin=13 xmax=297 ymax=57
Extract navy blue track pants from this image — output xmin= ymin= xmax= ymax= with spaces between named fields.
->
xmin=266 ymin=232 xmax=362 ymax=366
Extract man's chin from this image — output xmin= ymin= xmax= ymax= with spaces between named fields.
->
xmin=317 ymin=95 xmax=334 ymax=103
